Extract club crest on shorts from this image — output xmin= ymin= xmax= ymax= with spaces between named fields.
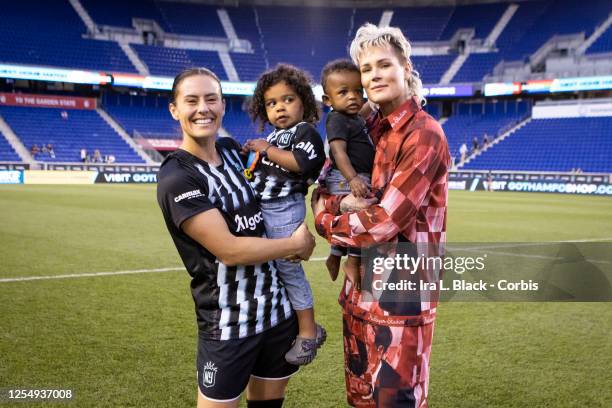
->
xmin=202 ymin=361 xmax=218 ymax=388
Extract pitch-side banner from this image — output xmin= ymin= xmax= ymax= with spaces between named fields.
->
xmin=0 ymin=170 xmax=23 ymax=184
xmin=0 ymin=93 xmax=97 ymax=110
xmin=449 ymin=176 xmax=612 ymax=196
xmin=95 ymin=172 xmax=157 ymax=183
xmin=23 ymin=171 xmax=98 ymax=184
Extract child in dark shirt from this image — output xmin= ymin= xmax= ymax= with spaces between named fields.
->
xmin=320 ymin=60 xmax=375 ymax=282
xmin=244 ymin=64 xmax=327 ymax=366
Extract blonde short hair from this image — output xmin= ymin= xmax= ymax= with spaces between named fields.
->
xmin=349 ymin=23 xmax=425 ymax=105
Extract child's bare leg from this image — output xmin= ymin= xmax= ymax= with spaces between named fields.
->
xmin=326 ymin=254 xmax=341 ymax=281
xmin=295 ymin=308 xmax=316 ymax=338
xmin=342 ymin=255 xmax=362 ymax=291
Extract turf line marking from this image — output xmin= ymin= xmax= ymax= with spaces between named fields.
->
xmin=0 ymin=267 xmax=186 ymax=283
xmin=458 ymin=249 xmax=610 ymax=265
xmin=3 ymin=239 xmax=609 ymax=283
xmin=558 ymin=237 xmax=612 ymax=242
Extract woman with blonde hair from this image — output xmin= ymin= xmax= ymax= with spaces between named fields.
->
xmin=313 ymin=23 xmax=450 ymax=407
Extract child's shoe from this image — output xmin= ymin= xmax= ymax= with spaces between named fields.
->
xmin=285 ymin=324 xmax=327 ymax=365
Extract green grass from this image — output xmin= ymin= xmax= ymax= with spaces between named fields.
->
xmin=1 ymin=185 xmax=611 ymax=407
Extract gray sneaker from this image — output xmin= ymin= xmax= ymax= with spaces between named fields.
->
xmin=285 ymin=324 xmax=327 ymax=366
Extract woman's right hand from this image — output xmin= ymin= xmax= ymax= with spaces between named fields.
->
xmin=291 ymin=223 xmax=315 ymax=260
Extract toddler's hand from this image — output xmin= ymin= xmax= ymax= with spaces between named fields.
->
xmin=245 ymin=138 xmax=270 ymax=153
xmin=349 ymin=177 xmax=369 ymax=198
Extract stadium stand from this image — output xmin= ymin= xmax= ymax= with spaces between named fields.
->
xmin=453 ymin=53 xmax=503 ymax=83
xmin=351 ymin=8 xmax=387 ymax=38
xmin=254 ymin=6 xmax=354 ymax=81
xmin=463 ymin=117 xmax=612 ymax=173
xmin=587 ymin=24 xmax=612 ymax=54
xmin=479 ymin=0 xmax=612 ymax=81
xmin=412 ymin=55 xmax=457 ymax=84
xmin=154 ymin=2 xmax=226 ymax=37
xmin=424 ymin=102 xmax=443 ymax=120
xmin=225 ymin=6 xmax=269 ymax=81
xmin=131 ymin=45 xmax=228 ymax=78
xmin=0 ymin=0 xmax=136 ymax=73
xmin=3 ymin=0 xmax=610 ymax=84
xmin=389 ymin=7 xmax=454 ymax=42
xmin=101 ymin=94 xmax=178 ymax=138
xmin=0 ymin=132 xmax=21 ymax=162
xmin=0 ymin=0 xmax=611 ymax=174
xmin=442 ymin=100 xmax=531 ymax=161
xmin=222 ymin=99 xmax=259 ymax=144
xmin=80 ymin=0 xmax=225 ymax=37
xmin=0 ymin=106 xmax=144 ymax=163
xmin=79 ymin=0 xmax=170 ymax=31
xmin=440 ymin=3 xmax=508 ymax=40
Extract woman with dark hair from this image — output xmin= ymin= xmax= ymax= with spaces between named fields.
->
xmin=313 ymin=23 xmax=451 ymax=407
xmin=157 ymin=67 xmax=315 ymax=408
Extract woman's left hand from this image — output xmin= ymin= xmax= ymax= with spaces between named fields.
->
xmin=339 ymin=194 xmax=378 ymax=214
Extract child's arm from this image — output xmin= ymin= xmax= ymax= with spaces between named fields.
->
xmin=329 ymin=140 xmax=369 ymax=198
xmin=245 ymin=138 xmax=301 ymax=173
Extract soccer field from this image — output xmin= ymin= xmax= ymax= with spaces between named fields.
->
xmin=1 ymin=185 xmax=611 ymax=407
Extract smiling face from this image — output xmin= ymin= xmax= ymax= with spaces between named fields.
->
xmin=264 ymin=81 xmax=305 ymax=129
xmin=169 ymin=74 xmax=225 ymax=141
xmin=322 ymin=70 xmax=365 ymax=115
xmin=358 ymin=45 xmax=411 ymax=116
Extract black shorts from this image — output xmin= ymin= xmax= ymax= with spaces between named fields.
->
xmin=196 ymin=315 xmax=299 ymax=402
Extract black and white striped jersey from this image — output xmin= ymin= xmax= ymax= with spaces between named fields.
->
xmin=251 ymin=122 xmax=325 ymax=201
xmin=157 ymin=138 xmax=292 ymax=340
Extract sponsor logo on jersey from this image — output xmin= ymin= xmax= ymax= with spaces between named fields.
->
xmin=174 ymin=189 xmax=203 ymax=202
xmin=261 ymin=156 xmax=289 ymax=172
xmin=295 ymin=141 xmax=318 ymax=160
xmin=235 ymin=211 xmax=263 ymax=232
xmin=202 ymin=361 xmax=218 ymax=388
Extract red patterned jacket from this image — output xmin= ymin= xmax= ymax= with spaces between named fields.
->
xmin=315 ymin=96 xmax=450 ymax=326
